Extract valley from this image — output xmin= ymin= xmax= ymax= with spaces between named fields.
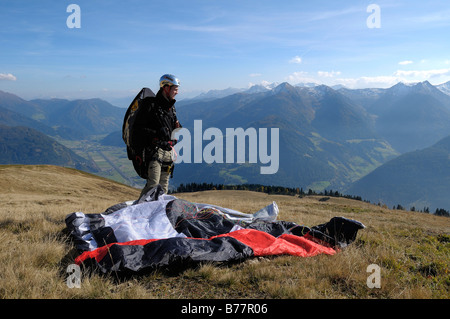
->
xmin=54 ymin=135 xmax=144 ymax=189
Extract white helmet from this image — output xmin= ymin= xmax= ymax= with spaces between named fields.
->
xmin=159 ymin=74 xmax=180 ymax=88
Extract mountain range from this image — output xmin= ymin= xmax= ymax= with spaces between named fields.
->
xmin=1 ymin=80 xmax=449 ymax=210
xmin=191 ymin=80 xmax=450 ymax=152
xmin=0 ymin=90 xmax=123 ymax=140
xmin=345 ymin=135 xmax=450 ymax=211
xmin=173 ymin=81 xmax=450 ymax=190
xmin=0 ymin=124 xmax=99 ymax=172
xmin=173 ymin=82 xmax=397 ymax=190
xmin=339 ymin=81 xmax=450 ymax=153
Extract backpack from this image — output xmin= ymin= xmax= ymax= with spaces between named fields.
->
xmin=122 ymin=87 xmax=155 ymax=179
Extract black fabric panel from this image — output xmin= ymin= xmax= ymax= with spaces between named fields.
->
xmin=247 ymin=220 xmax=310 ymax=237
xmin=165 ymin=199 xmax=237 ymax=238
xmin=64 ymin=212 xmax=91 ymax=252
xmin=94 ymin=236 xmax=254 ymax=274
xmin=137 ymin=184 xmax=166 ymax=204
xmin=65 ymin=212 xmax=118 ymax=249
xmin=88 ymin=214 xmax=118 ymax=247
xmin=103 ymin=202 xmax=131 ymax=215
xmin=310 ymin=216 xmax=365 ymax=247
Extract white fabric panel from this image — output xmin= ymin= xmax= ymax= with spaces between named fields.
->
xmin=73 ymin=193 xmax=279 ymax=251
xmin=103 ymin=198 xmax=186 ymax=243
xmin=195 ymin=201 xmax=278 ymax=225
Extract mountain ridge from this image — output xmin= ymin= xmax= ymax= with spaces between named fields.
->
xmin=345 ymin=135 xmax=450 ymax=211
xmin=0 ymin=90 xmax=124 ymax=139
xmin=173 ymin=82 xmax=398 ymax=189
xmin=0 ymin=124 xmax=99 ymax=172
xmin=180 ymin=80 xmax=450 ymax=103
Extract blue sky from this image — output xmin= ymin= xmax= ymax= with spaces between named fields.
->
xmin=1 ymin=0 xmax=450 ymax=104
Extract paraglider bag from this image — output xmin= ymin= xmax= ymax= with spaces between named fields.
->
xmin=128 ymin=146 xmax=151 ymax=179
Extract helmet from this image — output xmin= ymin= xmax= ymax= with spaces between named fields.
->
xmin=159 ymin=74 xmax=180 ymax=88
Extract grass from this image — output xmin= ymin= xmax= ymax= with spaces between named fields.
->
xmin=0 ymin=165 xmax=449 ymax=299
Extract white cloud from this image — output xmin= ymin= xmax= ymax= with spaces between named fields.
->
xmin=398 ymin=60 xmax=413 ymax=65
xmin=286 ymin=71 xmax=320 ymax=84
xmin=0 ymin=73 xmax=17 ymax=81
xmin=287 ymin=66 xmax=450 ymax=89
xmin=289 ymin=56 xmax=302 ymax=64
xmin=249 ymin=73 xmax=262 ymax=77
xmin=287 ymin=70 xmax=402 ymax=89
xmin=335 ymin=76 xmax=400 ymax=89
xmin=335 ymin=68 xmax=450 ymax=88
xmin=394 ymin=68 xmax=450 ymax=79
xmin=317 ymin=71 xmax=341 ymax=77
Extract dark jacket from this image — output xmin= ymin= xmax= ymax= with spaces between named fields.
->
xmin=132 ymin=88 xmax=180 ymax=151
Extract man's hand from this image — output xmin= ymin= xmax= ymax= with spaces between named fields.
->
xmin=168 ymin=139 xmax=178 ymax=147
xmin=158 ymin=139 xmax=177 ymax=151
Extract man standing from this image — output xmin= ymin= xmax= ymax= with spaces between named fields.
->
xmin=133 ymin=74 xmax=181 ymax=198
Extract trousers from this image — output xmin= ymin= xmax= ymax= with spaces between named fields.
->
xmin=139 ymin=148 xmax=173 ymax=198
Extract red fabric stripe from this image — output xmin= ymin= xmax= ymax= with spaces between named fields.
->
xmin=75 ymin=229 xmax=335 ymax=265
xmin=213 ymin=229 xmax=336 ymax=257
xmin=75 ymin=238 xmax=159 ymax=265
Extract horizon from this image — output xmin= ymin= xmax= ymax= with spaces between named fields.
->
xmin=1 ymin=78 xmax=449 ymax=108
xmin=1 ymin=0 xmax=450 ymax=103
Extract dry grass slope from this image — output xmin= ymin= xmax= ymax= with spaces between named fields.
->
xmin=0 ymin=165 xmax=449 ymax=299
